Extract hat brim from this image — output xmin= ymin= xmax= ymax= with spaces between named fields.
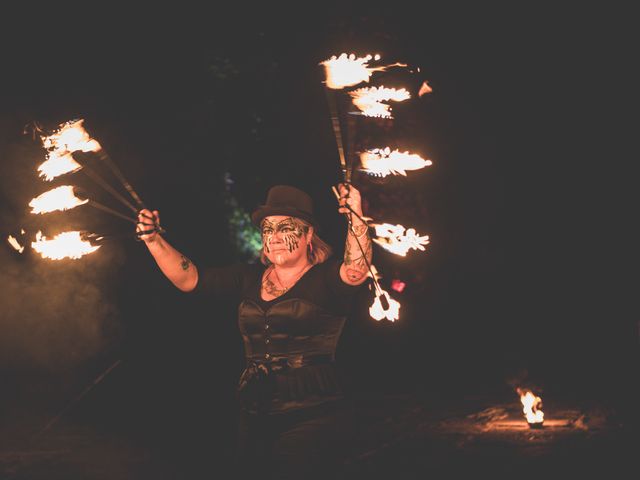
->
xmin=251 ymin=206 xmax=318 ymax=229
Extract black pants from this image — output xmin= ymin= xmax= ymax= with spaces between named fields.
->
xmin=234 ymin=400 xmax=356 ymax=480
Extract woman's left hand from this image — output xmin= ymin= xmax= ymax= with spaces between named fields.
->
xmin=336 ymin=183 xmax=364 ymax=217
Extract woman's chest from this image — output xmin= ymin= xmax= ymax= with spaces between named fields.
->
xmin=238 ymin=299 xmax=343 ymax=335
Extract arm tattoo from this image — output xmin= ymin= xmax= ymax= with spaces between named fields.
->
xmin=344 ymin=221 xmax=372 ymax=282
xmin=350 ymin=223 xmax=368 ymax=238
xmin=180 ymin=255 xmax=192 ymax=271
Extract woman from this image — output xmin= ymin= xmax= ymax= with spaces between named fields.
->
xmin=138 ymin=183 xmax=371 ymax=478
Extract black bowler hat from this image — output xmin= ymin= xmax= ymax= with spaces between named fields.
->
xmin=251 ymin=185 xmax=318 ymax=228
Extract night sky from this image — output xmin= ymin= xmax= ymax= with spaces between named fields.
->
xmin=1 ymin=5 xmax=636 ymax=467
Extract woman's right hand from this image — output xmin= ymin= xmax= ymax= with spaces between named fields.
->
xmin=136 ymin=209 xmax=161 ymax=243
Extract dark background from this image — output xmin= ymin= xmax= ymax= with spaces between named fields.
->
xmin=1 ymin=4 xmax=636 ymax=474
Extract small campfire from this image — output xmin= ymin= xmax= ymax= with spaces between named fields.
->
xmin=517 ymin=387 xmax=544 ymax=428
xmin=435 ymin=394 xmax=609 ymax=440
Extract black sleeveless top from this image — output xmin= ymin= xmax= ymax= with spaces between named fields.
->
xmin=194 ymin=258 xmax=363 ymax=414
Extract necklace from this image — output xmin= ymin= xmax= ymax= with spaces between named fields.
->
xmin=269 ymin=264 xmax=310 ymax=293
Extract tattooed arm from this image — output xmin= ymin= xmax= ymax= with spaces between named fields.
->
xmin=337 ymin=184 xmax=372 ymax=286
xmin=137 ymin=209 xmax=199 ymax=292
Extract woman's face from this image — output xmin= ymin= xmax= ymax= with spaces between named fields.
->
xmin=261 ymin=215 xmax=312 ymax=266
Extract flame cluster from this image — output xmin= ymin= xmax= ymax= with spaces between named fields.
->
xmin=38 ymin=119 xmax=101 ymax=181
xmin=321 ymin=52 xmax=435 ymax=322
xmin=7 ymin=120 xmax=104 ymax=260
xmin=322 ymin=52 xmax=429 ymax=120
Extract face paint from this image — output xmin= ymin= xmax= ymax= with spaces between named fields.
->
xmin=261 ymin=219 xmax=276 ymax=254
xmin=261 ymin=217 xmax=308 ymax=255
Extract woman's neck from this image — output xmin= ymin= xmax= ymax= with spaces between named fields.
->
xmin=271 ymin=260 xmax=311 ymax=280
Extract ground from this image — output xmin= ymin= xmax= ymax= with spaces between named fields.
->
xmin=1 ymin=388 xmax=634 ymax=479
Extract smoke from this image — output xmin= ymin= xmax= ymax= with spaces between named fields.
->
xmin=0 ymin=240 xmax=125 ymax=374
xmin=0 ymin=116 xmax=125 ymax=373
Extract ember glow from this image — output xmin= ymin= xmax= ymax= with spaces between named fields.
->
xmin=38 ymin=119 xmax=101 ymax=181
xmin=371 ymin=223 xmax=430 ymax=257
xmin=31 ymin=230 xmax=101 ymax=260
xmin=7 ymin=235 xmax=25 ymax=253
xmin=517 ymin=388 xmax=544 ymax=425
xmin=359 ymin=147 xmax=432 ymax=177
xmin=390 ymin=279 xmax=406 ymax=293
xmin=418 ymin=81 xmax=433 ymax=97
xmin=349 ymin=86 xmax=411 ymax=118
xmin=321 ymin=53 xmax=408 ymax=90
xmin=369 ymin=289 xmax=401 ymax=322
xmin=29 ymin=185 xmax=88 ymax=214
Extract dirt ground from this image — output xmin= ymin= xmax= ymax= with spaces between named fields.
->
xmin=1 ymin=385 xmax=635 ymax=480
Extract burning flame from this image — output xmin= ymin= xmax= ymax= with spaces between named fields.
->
xmin=369 ymin=288 xmax=401 ymax=322
xmin=31 ymin=230 xmax=101 ymax=260
xmin=7 ymin=235 xmax=25 ymax=253
xmin=517 ymin=388 xmax=544 ymax=424
xmin=41 ymin=119 xmax=101 ymax=153
xmin=37 ymin=152 xmax=82 ymax=181
xmin=365 ymin=265 xmax=400 ymax=321
xmin=38 ymin=119 xmax=101 ymax=181
xmin=359 ymin=147 xmax=432 ymax=177
xmin=349 ymin=86 xmax=410 ymax=118
xmin=321 ymin=53 xmax=407 ymax=90
xmin=371 ymin=223 xmax=430 ymax=256
xmin=29 ymin=185 xmax=88 ymax=214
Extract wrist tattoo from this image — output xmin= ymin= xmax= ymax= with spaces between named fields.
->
xmin=180 ymin=255 xmax=192 ymax=271
xmin=344 ymin=233 xmax=372 ymax=267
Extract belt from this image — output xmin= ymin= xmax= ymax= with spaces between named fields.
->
xmin=237 ymin=353 xmax=337 ymax=413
